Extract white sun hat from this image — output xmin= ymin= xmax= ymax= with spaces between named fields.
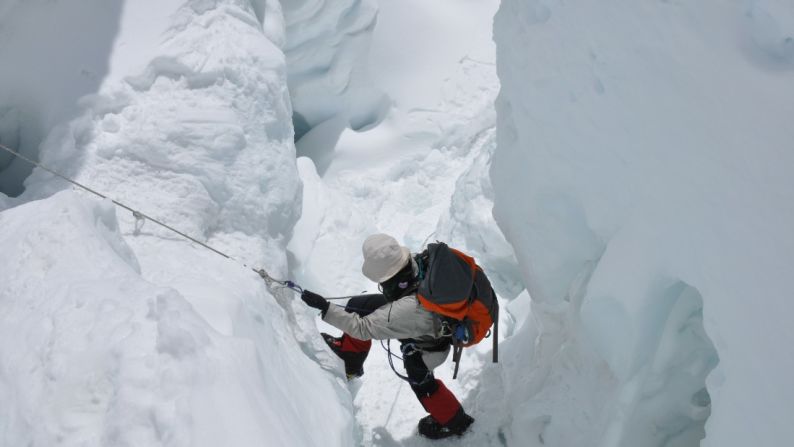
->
xmin=361 ymin=233 xmax=411 ymax=283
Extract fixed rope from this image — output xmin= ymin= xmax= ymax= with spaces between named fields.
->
xmin=0 ymin=142 xmax=306 ymax=293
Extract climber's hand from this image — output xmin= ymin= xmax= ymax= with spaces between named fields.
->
xmin=301 ymin=290 xmax=330 ymax=315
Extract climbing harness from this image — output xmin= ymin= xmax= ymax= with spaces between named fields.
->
xmin=384 ymin=339 xmax=430 ymax=385
xmin=383 ymin=339 xmax=411 ymax=383
xmin=0 ymin=142 xmax=304 ymax=293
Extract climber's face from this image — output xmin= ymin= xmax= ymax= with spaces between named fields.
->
xmin=378 ymin=260 xmax=417 ymax=302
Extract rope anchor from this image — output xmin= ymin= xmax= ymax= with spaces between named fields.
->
xmin=132 ymin=210 xmax=145 ymax=235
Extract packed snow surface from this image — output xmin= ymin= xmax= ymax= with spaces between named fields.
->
xmin=492 ymin=0 xmax=794 ymax=446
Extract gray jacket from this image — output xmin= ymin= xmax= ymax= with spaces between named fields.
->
xmin=323 ymin=294 xmax=451 ymax=369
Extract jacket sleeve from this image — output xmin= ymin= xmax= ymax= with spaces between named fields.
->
xmin=322 ymin=296 xmax=437 ymax=340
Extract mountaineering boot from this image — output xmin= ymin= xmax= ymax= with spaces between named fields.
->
xmin=321 ymin=333 xmax=370 ymax=379
xmin=417 ymin=409 xmax=475 ymax=439
xmin=415 ymin=379 xmax=474 ymax=439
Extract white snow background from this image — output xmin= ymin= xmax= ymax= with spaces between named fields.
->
xmin=1 ymin=0 xmax=792 ymax=446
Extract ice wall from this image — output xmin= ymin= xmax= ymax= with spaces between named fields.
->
xmin=492 ymin=0 xmax=794 ymax=446
xmin=281 ymin=0 xmax=387 ymax=142
xmin=21 ymin=0 xmax=300 ymax=257
xmin=1 ymin=0 xmax=355 ymax=445
xmin=0 ymin=0 xmax=123 ymax=196
xmin=432 ymin=96 xmax=524 ymax=301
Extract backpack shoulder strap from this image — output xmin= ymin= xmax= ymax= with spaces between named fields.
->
xmin=493 ymin=304 xmax=499 ymax=363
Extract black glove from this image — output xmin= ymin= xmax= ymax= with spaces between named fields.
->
xmin=301 ymin=290 xmax=330 ymax=316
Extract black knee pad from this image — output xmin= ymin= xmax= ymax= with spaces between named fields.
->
xmin=403 ymin=349 xmax=437 ymax=397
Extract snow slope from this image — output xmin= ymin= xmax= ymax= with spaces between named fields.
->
xmin=0 ymin=191 xmax=352 ymax=446
xmin=1 ymin=1 xmax=355 ymax=446
xmin=492 ymin=1 xmax=794 ymax=446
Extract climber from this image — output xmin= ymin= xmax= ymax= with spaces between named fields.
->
xmin=299 ymin=233 xmax=475 ymax=440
